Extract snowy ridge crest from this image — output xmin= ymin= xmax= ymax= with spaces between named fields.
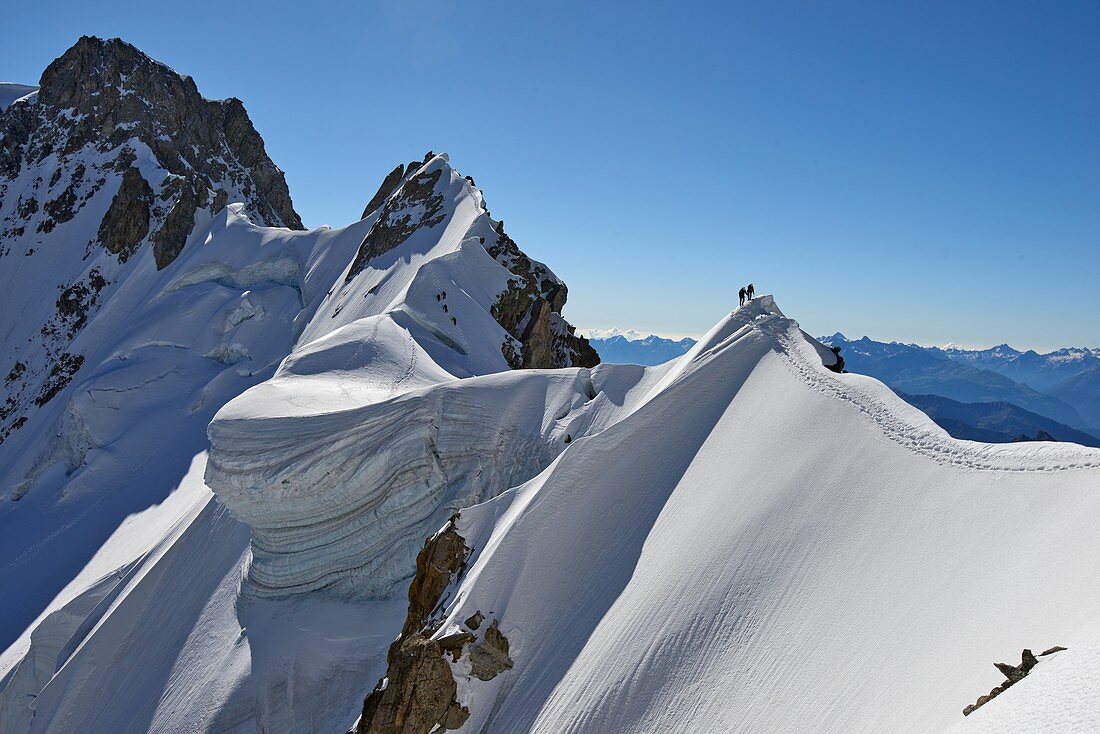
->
xmin=356 ymin=297 xmax=1100 ymax=734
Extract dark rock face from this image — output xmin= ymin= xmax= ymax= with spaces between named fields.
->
xmin=97 ymin=166 xmax=152 ymax=261
xmin=356 ymin=517 xmax=513 ymax=733
xmin=962 ymin=646 xmax=1064 ymax=716
xmin=152 ymin=176 xmax=198 ymax=269
xmin=0 ymin=36 xmax=303 ymax=445
xmin=1 ymin=36 xmax=302 ymax=269
xmin=361 ymin=163 xmax=406 ymax=219
xmin=346 ymin=166 xmax=446 ymax=281
xmin=487 ymin=223 xmax=599 ymax=369
xmin=33 ymin=353 xmax=84 ymax=407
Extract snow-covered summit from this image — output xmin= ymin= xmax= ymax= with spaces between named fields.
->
xmin=0 ymin=35 xmax=307 ymax=455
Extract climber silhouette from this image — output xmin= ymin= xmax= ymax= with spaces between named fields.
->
xmin=746 ymin=283 xmax=755 ymax=300
xmin=451 ymin=316 xmax=457 ymax=326
xmin=739 ymin=287 xmax=746 ymax=307
xmin=443 ymin=304 xmax=448 ymax=313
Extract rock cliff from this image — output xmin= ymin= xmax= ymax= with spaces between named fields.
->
xmin=0 ymin=36 xmax=303 ymax=446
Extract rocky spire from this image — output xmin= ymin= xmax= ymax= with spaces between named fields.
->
xmin=347 ymin=153 xmax=599 ymax=370
xmin=0 ymin=36 xmax=302 ymax=269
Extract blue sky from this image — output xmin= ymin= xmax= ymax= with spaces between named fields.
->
xmin=4 ymin=1 xmax=1098 ymax=350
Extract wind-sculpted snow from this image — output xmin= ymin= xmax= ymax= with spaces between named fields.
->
xmin=365 ymin=296 xmax=1100 ymax=734
xmin=205 ymin=153 xmax=605 ymax=601
xmin=2 ymin=130 xmax=598 ymax=731
xmin=208 ymin=363 xmax=660 ymax=599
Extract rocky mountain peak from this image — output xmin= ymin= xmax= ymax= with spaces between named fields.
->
xmin=1 ymin=36 xmax=301 ymax=259
xmin=0 ymin=36 xmax=304 ymax=447
xmin=346 ymin=152 xmax=599 ymax=370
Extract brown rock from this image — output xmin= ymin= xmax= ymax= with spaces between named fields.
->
xmin=401 ymin=520 xmax=470 ymax=638
xmin=356 ymin=520 xmax=476 ymax=734
xmin=486 ymin=225 xmax=598 ymax=369
xmin=357 ymin=636 xmax=469 ymax=734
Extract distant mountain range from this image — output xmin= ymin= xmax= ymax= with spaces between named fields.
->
xmin=579 ymin=330 xmax=1100 ymax=447
xmin=587 ymin=334 xmax=697 ymax=366
xmin=820 ymin=333 xmax=1100 ymax=447
xmin=897 ymin=392 xmax=1100 ymax=448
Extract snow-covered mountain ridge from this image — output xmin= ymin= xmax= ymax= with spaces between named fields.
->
xmin=0 ymin=37 xmax=596 ymax=733
xmin=354 ymin=297 xmax=1100 ymax=733
xmin=1 ymin=35 xmax=1098 ymax=734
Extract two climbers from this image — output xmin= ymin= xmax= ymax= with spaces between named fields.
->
xmin=738 ymin=283 xmax=756 ymax=307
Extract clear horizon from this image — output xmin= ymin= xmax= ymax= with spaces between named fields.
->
xmin=4 ymin=1 xmax=1098 ymax=352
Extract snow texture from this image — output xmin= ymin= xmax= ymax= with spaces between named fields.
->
xmin=0 ymin=152 xmax=600 ymax=732
xmin=2 ymin=71 xmax=1098 ymax=731
xmin=410 ymin=297 xmax=1100 ymax=733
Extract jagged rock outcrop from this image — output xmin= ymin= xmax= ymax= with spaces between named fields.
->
xmin=962 ymin=646 xmax=1066 ymax=716
xmin=347 ymin=165 xmax=445 ymax=280
xmin=401 ymin=520 xmax=469 ymax=638
xmin=468 ymin=620 xmax=513 ymax=681
xmin=97 ymin=165 xmax=152 ymax=260
xmin=355 ymin=519 xmax=513 ymax=734
xmin=361 ymin=163 xmax=407 ymax=219
xmin=0 ymin=35 xmax=304 ymax=445
xmin=343 ymin=153 xmax=598 ymax=370
xmin=487 ymin=221 xmax=599 ymax=369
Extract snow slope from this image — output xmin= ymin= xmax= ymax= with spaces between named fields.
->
xmin=0 ymin=147 xmax=602 ymax=731
xmin=385 ymin=297 xmax=1100 ymax=733
xmin=0 ymin=206 xmax=374 ymax=732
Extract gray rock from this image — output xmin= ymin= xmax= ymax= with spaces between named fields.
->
xmin=97 ymin=166 xmax=152 ymax=262
xmin=469 ymin=620 xmax=513 ymax=681
xmin=963 ymin=646 xmax=1060 ymax=716
xmin=361 ymin=163 xmax=406 ymax=219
